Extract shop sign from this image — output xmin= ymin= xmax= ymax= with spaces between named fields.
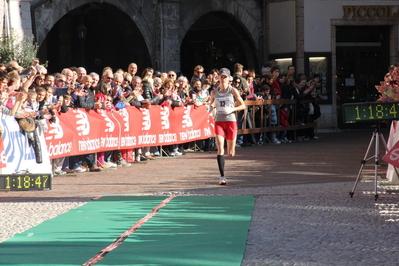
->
xmin=343 ymin=6 xmax=399 ymax=19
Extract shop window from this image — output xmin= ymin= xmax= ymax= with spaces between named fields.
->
xmin=305 ymin=53 xmax=332 ymax=104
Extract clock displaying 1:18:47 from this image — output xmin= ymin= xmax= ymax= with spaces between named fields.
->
xmin=342 ymin=101 xmax=399 ymax=123
xmin=0 ymin=174 xmax=52 ymax=191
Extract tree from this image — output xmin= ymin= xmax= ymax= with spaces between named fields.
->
xmin=0 ymin=30 xmax=39 ymax=68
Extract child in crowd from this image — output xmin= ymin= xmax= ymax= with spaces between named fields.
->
xmin=60 ymin=94 xmax=72 ymax=113
xmin=26 ymin=90 xmax=39 ymax=112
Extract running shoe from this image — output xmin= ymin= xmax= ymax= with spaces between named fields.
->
xmin=219 ymin=176 xmax=227 ymax=185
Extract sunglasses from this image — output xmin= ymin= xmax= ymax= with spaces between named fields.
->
xmin=57 ymin=79 xmax=66 ymax=83
xmin=234 ymin=81 xmax=241 ymax=84
xmin=123 ymin=78 xmax=130 ymax=83
xmin=196 ymin=71 xmax=203 ymax=74
xmin=106 ymin=77 xmax=114 ymax=80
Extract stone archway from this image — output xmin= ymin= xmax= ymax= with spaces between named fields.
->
xmin=35 ymin=2 xmax=152 ymax=74
xmin=180 ymin=11 xmax=259 ymax=76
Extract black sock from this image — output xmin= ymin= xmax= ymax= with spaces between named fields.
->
xmin=217 ymin=155 xmax=225 ymax=177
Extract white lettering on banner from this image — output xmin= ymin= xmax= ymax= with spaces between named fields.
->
xmin=160 ymin=107 xmax=170 ymax=129
xmin=389 ymin=148 xmax=399 ymax=162
xmin=78 ymin=138 xmax=101 ymax=152
xmin=118 ymin=108 xmax=130 ymax=132
xmin=73 ymin=109 xmax=91 ymax=136
xmin=187 ymin=129 xmax=201 ymax=140
xmin=141 ymin=109 xmax=151 ymax=130
xmin=182 ymin=106 xmax=193 ymax=128
xmin=100 ymin=136 xmax=119 ymax=148
xmin=98 ymin=109 xmax=115 ymax=132
xmin=158 ymin=132 xmax=178 ymax=143
xmin=382 ymin=140 xmax=399 ymax=168
xmin=180 ymin=132 xmax=187 ymax=141
xmin=45 ymin=118 xmax=63 ymax=140
xmin=204 ymin=127 xmax=212 ymax=137
xmin=138 ymin=134 xmax=157 ymax=145
xmin=120 ymin=136 xmax=137 ymax=147
xmin=48 ymin=141 xmax=73 ymax=156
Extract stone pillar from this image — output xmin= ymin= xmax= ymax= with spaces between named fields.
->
xmin=160 ymin=0 xmax=181 ymax=72
xmin=8 ymin=0 xmax=33 ymax=38
xmin=0 ymin=1 xmax=4 ymax=36
xmin=295 ymin=0 xmax=304 ymax=74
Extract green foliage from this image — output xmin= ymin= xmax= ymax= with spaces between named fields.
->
xmin=0 ymin=30 xmax=39 ymax=68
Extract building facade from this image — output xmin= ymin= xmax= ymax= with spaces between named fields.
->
xmin=1 ymin=0 xmax=399 ymax=129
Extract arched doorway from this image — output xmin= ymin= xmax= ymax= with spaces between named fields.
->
xmin=181 ymin=12 xmax=259 ymax=77
xmin=37 ymin=3 xmax=151 ymax=74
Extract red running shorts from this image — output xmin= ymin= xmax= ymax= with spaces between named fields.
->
xmin=214 ymin=121 xmax=237 ymax=140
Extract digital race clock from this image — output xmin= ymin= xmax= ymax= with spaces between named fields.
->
xmin=0 ymin=174 xmax=52 ymax=191
xmin=342 ymin=101 xmax=399 ymax=123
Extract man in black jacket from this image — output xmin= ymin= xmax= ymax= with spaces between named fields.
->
xmin=70 ymin=75 xmax=102 ymax=172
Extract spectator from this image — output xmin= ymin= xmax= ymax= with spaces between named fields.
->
xmin=77 ymin=67 xmax=87 ymax=83
xmin=94 ymin=80 xmax=115 ymax=169
xmin=261 ymin=61 xmax=273 ymax=75
xmin=29 ymin=74 xmax=45 ymax=91
xmin=191 ymin=65 xmax=206 ymax=84
xmin=270 ymin=66 xmax=282 ymax=99
xmin=287 ymin=65 xmax=295 ymax=77
xmin=122 ymin=72 xmax=133 ymax=92
xmin=89 ymin=72 xmax=100 ymax=91
xmin=109 ymin=72 xmax=132 ymax=166
xmin=44 ymin=75 xmax=55 ymax=87
xmin=207 ymin=68 xmax=219 ymax=92
xmin=54 ymin=74 xmax=68 ymax=97
xmin=127 ymin=63 xmax=138 ymax=77
xmin=246 ymin=74 xmax=255 ymax=98
xmin=292 ymin=77 xmax=314 ymax=141
xmin=153 ymin=77 xmax=162 ymax=94
xmin=61 ymin=68 xmax=74 ymax=86
xmin=69 ymin=74 xmax=102 ymax=172
xmin=167 ymin=71 xmax=177 ymax=81
xmin=158 ymin=79 xmax=183 ymax=156
xmin=141 ymin=67 xmax=154 ymax=79
xmin=233 ymin=63 xmax=249 ymax=96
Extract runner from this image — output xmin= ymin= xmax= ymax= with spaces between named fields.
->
xmin=209 ymin=68 xmax=246 ymax=185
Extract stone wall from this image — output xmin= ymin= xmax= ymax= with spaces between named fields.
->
xmin=29 ymin=0 xmax=262 ymax=72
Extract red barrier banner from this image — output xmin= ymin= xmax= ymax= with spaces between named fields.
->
xmin=44 ymin=105 xmax=215 ymax=159
xmin=383 ymin=140 xmax=399 ymax=168
xmin=0 ymin=139 xmax=6 ymax=168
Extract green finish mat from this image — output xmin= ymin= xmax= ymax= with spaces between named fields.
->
xmin=0 ymin=196 xmax=255 ymax=266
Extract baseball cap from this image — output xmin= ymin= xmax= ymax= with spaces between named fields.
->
xmin=219 ymin=68 xmax=230 ymax=77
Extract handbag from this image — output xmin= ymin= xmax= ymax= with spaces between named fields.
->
xmin=18 ymin=117 xmax=36 ymax=132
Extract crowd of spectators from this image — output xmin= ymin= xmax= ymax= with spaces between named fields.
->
xmin=0 ymin=59 xmax=322 ymax=175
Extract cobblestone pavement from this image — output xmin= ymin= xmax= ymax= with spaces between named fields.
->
xmin=1 ymin=128 xmax=399 ymax=265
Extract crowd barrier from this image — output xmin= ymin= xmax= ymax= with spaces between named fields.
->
xmin=0 ymin=105 xmax=214 ymax=174
xmin=0 ymin=100 xmax=316 ymax=175
xmin=237 ymin=99 xmax=317 ymax=139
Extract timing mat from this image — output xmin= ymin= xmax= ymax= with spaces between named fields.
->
xmin=0 ymin=196 xmax=255 ymax=266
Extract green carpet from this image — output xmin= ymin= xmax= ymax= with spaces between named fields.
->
xmin=0 ymin=196 xmax=255 ymax=266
